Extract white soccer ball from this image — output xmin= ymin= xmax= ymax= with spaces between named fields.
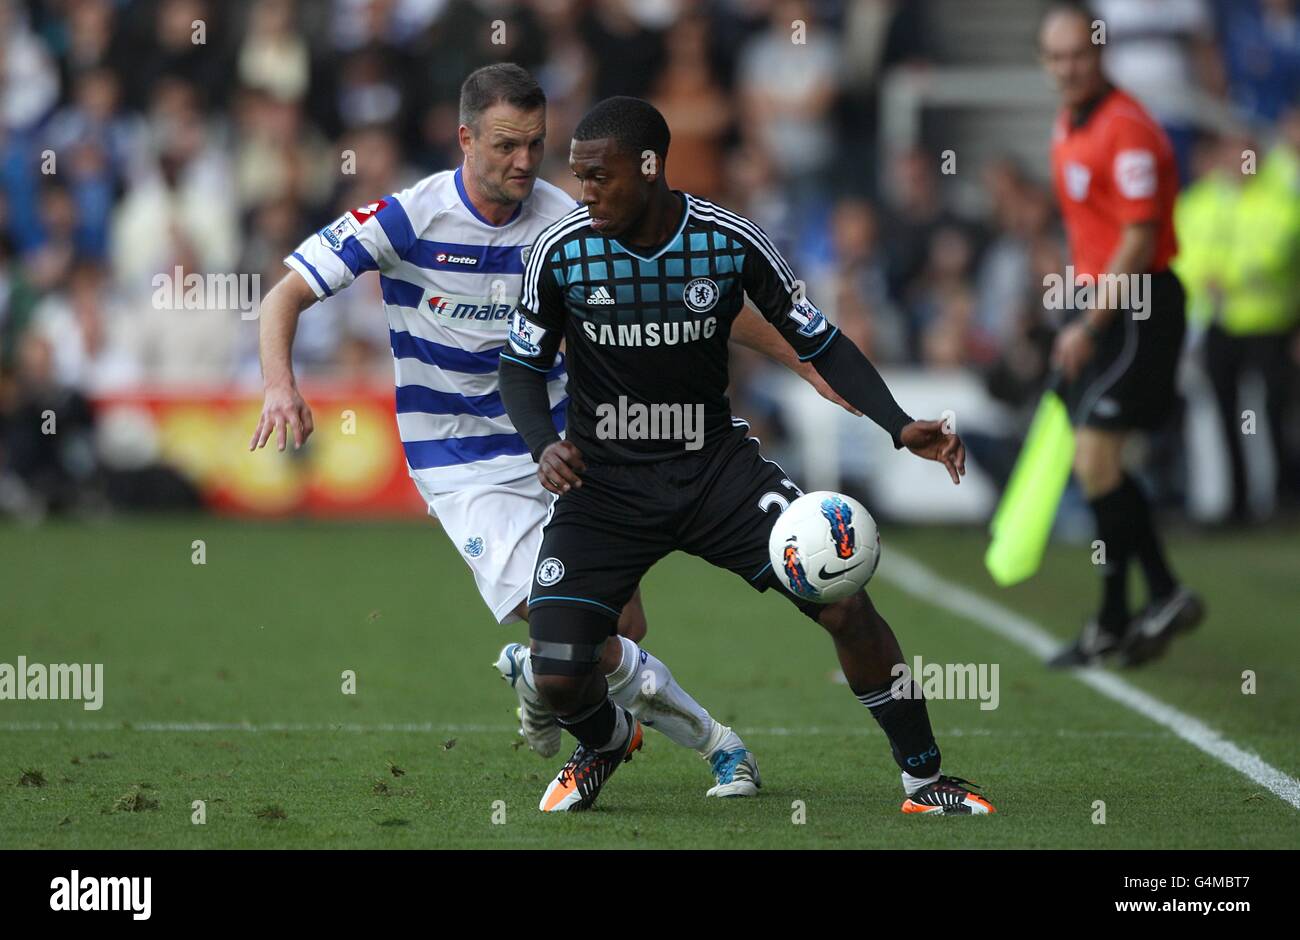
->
xmin=768 ymin=491 xmax=880 ymax=603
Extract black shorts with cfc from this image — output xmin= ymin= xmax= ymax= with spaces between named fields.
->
xmin=1062 ymin=269 xmax=1187 ymax=431
xmin=528 ymin=425 xmax=802 ymax=623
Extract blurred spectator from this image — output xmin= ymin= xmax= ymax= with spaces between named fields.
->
xmin=651 ymin=13 xmax=730 ymax=198
xmin=974 ymin=158 xmax=1059 ymax=353
xmin=737 ymin=0 xmax=840 ymax=199
xmin=59 ymin=0 xmax=128 ymax=80
xmin=238 ymin=0 xmax=312 ymax=103
xmin=579 ymin=0 xmax=667 ymax=101
xmin=122 ymin=0 xmax=231 ymax=113
xmin=881 ymin=147 xmax=971 ymax=321
xmin=880 ymin=147 xmax=980 ymax=359
xmin=836 ymin=0 xmax=931 ymax=192
xmin=1214 ymin=0 xmax=1300 ymax=125
xmin=812 ymin=197 xmax=906 ymax=364
xmin=332 ymin=0 xmax=448 ymax=53
xmin=30 ymin=260 xmax=141 ymax=394
xmin=110 ymin=84 xmax=239 ymax=384
xmin=43 ymin=68 xmax=142 ymax=259
xmin=0 ymin=330 xmax=98 ymax=517
xmin=720 ymin=143 xmax=797 ymax=259
xmin=232 ymin=89 xmax=335 ymax=213
xmin=1174 ymin=120 xmax=1300 ymax=518
xmin=0 ymin=0 xmax=61 ymax=132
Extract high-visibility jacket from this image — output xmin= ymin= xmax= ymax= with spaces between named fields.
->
xmin=1173 ymin=149 xmax=1300 ymax=336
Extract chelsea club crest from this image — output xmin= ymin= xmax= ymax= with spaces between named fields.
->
xmin=683 ymin=277 xmax=719 ymax=313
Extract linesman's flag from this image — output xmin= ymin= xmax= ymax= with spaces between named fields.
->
xmin=984 ymin=387 xmax=1076 ymax=586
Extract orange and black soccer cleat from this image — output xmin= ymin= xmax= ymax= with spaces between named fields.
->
xmin=539 ymin=709 xmax=643 ymax=813
xmin=901 ymin=775 xmax=996 ymax=815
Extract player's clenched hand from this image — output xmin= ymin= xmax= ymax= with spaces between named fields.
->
xmin=537 ymin=441 xmax=586 ymax=494
xmin=250 ymin=384 xmax=315 ymax=451
xmin=899 ymin=419 xmax=966 ymax=485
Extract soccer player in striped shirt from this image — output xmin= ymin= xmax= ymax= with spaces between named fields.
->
xmin=248 ymin=64 xmax=849 ymax=797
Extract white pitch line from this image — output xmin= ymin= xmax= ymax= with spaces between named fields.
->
xmin=0 ymin=720 xmax=1171 ymax=739
xmin=881 ymin=549 xmax=1300 ymax=811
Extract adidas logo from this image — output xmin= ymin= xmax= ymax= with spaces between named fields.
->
xmin=586 ymin=286 xmax=615 ymax=306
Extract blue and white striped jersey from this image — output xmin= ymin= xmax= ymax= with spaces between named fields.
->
xmin=285 ymin=169 xmax=576 ymax=490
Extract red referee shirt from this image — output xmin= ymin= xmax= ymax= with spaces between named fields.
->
xmin=1050 ymin=87 xmax=1179 ymax=278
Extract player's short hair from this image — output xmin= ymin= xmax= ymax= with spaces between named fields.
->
xmin=459 ymin=63 xmax=546 ymax=132
xmin=572 ymin=96 xmax=671 ymax=161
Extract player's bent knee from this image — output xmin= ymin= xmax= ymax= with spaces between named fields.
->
xmin=527 ymin=604 xmax=616 ymax=679
xmin=532 ymin=672 xmax=594 ymax=713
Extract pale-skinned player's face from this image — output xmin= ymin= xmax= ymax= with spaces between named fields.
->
xmin=1039 ymin=12 xmax=1106 ymax=110
xmin=569 ymin=138 xmax=654 ymax=240
xmin=460 ymin=103 xmax=546 ymax=206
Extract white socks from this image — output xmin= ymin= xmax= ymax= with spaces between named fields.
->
xmin=902 ymin=769 xmax=941 ymax=795
xmin=604 ymin=636 xmax=716 ymax=753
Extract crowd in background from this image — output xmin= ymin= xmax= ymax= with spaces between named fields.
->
xmin=0 ymin=0 xmax=1297 ymax=519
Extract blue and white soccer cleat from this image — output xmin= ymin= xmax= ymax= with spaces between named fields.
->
xmin=702 ymin=728 xmax=759 ymax=795
xmin=494 ymin=642 xmax=561 ymax=758
xmin=705 ymin=747 xmax=762 ymax=798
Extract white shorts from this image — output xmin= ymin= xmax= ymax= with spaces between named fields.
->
xmin=417 ymin=474 xmax=554 ymax=625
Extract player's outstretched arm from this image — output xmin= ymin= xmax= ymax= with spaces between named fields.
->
xmin=730 ymin=307 xmax=862 ymax=416
xmin=810 ymin=332 xmax=966 ymax=485
xmin=250 ymin=270 xmax=319 ymax=452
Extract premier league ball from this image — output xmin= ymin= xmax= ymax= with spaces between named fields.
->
xmin=768 ymin=491 xmax=880 ymax=603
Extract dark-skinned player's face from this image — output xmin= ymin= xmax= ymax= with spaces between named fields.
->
xmin=570 ymin=138 xmax=654 ymax=240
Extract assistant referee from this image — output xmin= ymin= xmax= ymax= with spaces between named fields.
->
xmin=1039 ymin=2 xmax=1204 ymax=667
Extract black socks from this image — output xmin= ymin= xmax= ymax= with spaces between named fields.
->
xmin=1118 ymin=475 xmax=1177 ymax=601
xmin=556 ymin=687 xmax=621 ymax=752
xmin=1089 ymin=474 xmax=1178 ymax=634
xmin=1089 ymin=482 xmax=1135 ymax=632
xmin=857 ymin=682 xmax=941 ymax=779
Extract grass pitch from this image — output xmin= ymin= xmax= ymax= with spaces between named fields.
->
xmin=1 ymin=517 xmax=1297 ymax=848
